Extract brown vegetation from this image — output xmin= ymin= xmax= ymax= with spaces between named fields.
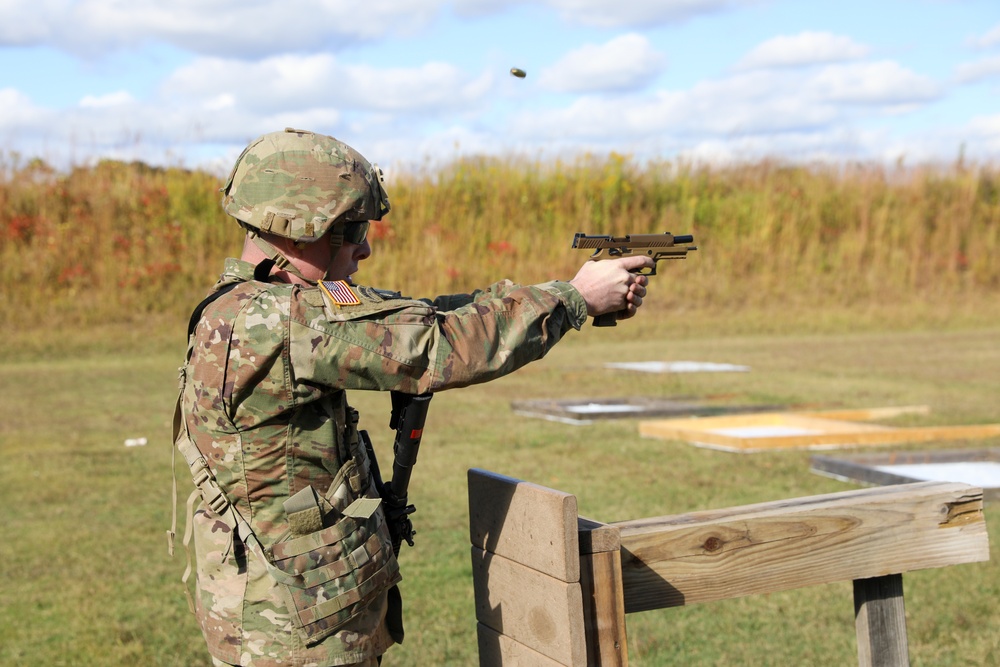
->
xmin=1 ymin=151 xmax=997 ymax=329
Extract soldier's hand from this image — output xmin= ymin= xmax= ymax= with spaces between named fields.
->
xmin=569 ymin=256 xmax=652 ymax=319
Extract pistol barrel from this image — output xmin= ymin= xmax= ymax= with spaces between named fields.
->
xmin=572 ymin=232 xmax=697 ymax=251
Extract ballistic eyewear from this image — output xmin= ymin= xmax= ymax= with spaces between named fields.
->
xmin=341 ymin=221 xmax=370 ymax=245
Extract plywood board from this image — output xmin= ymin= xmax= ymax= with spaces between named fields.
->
xmin=605 ymin=361 xmax=750 ymax=373
xmin=812 ymin=448 xmax=1000 ymax=500
xmin=874 ymin=462 xmax=1000 ymax=487
xmin=511 ymin=396 xmax=785 ymax=425
xmin=639 ymin=412 xmax=1000 ymax=452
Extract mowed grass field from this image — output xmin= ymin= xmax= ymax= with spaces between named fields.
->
xmin=2 ymin=152 xmax=998 ymax=664
xmin=1 ymin=311 xmax=998 ymax=666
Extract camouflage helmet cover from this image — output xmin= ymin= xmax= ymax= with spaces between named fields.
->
xmin=221 ymin=128 xmax=390 ymax=242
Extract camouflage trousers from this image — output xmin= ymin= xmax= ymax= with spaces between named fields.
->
xmin=210 ymin=658 xmax=382 ymax=667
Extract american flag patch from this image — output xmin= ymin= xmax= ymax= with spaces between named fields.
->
xmin=320 ymin=280 xmax=361 ymax=307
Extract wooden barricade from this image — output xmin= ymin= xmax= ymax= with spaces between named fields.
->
xmin=468 ymin=468 xmax=990 ymax=667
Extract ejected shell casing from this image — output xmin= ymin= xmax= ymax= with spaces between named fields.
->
xmin=510 ymin=67 xmax=527 ymax=78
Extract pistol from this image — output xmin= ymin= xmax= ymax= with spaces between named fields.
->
xmin=572 ymin=232 xmax=697 ymax=327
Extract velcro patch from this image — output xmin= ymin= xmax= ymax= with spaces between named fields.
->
xmin=320 ymin=280 xmax=361 ymax=307
xmin=357 ymin=285 xmax=402 ymax=301
xmin=343 ymin=497 xmax=382 ymax=520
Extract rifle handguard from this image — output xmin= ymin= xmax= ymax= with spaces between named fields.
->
xmin=384 ymin=392 xmax=433 ymax=555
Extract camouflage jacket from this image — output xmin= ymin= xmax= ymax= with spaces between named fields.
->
xmin=178 ymin=257 xmax=587 ymax=666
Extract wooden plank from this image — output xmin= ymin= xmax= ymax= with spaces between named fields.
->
xmin=471 ymin=546 xmax=587 ymax=666
xmin=615 ymin=482 xmax=989 ymax=613
xmin=580 ymin=548 xmax=629 ymax=667
xmin=476 ymin=623 xmax=570 ymax=667
xmin=469 ymin=468 xmax=580 ymax=582
xmin=855 ymin=574 xmax=910 ymax=667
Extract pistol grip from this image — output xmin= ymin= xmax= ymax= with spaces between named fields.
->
xmin=593 ymin=312 xmax=619 ymax=327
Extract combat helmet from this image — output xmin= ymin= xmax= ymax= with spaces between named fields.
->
xmin=221 ymin=128 xmax=390 ymax=281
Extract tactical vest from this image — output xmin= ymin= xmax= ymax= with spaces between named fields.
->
xmin=168 ymin=278 xmax=401 ymax=646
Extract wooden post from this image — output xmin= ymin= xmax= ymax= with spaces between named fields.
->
xmin=855 ymin=574 xmax=909 ymax=667
xmin=469 ymin=470 xmax=988 ymax=667
xmin=468 ymin=469 xmax=587 ymax=666
xmin=578 ymin=517 xmax=628 ymax=666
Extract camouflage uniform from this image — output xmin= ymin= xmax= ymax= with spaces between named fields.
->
xmin=177 ymin=255 xmax=588 ymax=666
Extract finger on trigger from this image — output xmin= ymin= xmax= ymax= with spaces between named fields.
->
xmin=619 ymin=255 xmax=655 ymax=272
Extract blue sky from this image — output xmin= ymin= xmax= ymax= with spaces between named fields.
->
xmin=1 ymin=0 xmax=998 ymax=174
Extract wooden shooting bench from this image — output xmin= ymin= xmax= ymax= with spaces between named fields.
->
xmin=467 ymin=468 xmax=990 ymax=667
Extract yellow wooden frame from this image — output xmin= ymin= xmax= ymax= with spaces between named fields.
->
xmin=639 ymin=407 xmax=1000 ymax=452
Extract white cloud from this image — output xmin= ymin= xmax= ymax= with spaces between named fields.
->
xmin=0 ymin=0 xmax=445 ymax=57
xmin=160 ymin=54 xmax=488 ymax=115
xmin=967 ymin=23 xmax=1000 ymax=50
xmin=0 ymin=1 xmax=981 ymax=172
xmin=79 ymin=91 xmax=135 ymax=108
xmin=0 ymin=88 xmax=52 ymax=128
xmin=510 ymin=95 xmax=650 ymax=141
xmin=955 ymin=55 xmax=1000 ymax=83
xmin=342 ymin=63 xmax=493 ymax=112
xmin=0 ymin=83 xmax=346 ymax=169
xmin=450 ymin=0 xmax=524 ymax=18
xmin=650 ymin=69 xmax=849 ymax=137
xmin=538 ymin=34 xmax=666 ymax=93
xmin=547 ymin=0 xmax=761 ymax=28
xmin=898 ymin=114 xmax=1000 ymax=164
xmin=965 ymin=113 xmax=1000 ymax=148
xmin=679 ymin=127 xmax=879 ymax=165
xmin=513 ymin=68 xmax=840 ymax=146
xmin=736 ymin=31 xmax=870 ymax=70
xmin=810 ymin=61 xmax=941 ymax=105
xmin=0 ymin=0 xmax=760 ymax=55
xmin=504 ymin=57 xmax=948 ymax=161
xmin=0 ymin=0 xmax=65 ymax=45
xmin=204 ymin=94 xmax=237 ymax=112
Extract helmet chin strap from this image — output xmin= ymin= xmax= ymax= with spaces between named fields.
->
xmin=246 ymin=230 xmax=320 ymax=284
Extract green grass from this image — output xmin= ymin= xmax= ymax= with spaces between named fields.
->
xmin=1 ymin=313 xmax=998 ymax=666
xmin=2 ymin=144 xmax=998 ymax=665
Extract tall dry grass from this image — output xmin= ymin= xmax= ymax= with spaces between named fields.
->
xmin=1 ymin=151 xmax=997 ymax=330
xmin=0 ymin=154 xmax=238 ymax=328
xmin=383 ymin=154 xmax=1000 ymax=308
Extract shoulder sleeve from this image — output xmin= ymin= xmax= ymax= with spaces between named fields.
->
xmin=287 ymin=280 xmax=587 ymax=394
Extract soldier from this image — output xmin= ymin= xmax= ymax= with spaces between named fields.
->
xmin=172 ymin=128 xmax=651 ymax=667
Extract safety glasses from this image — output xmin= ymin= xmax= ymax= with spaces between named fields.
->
xmin=341 ymin=221 xmax=370 ymax=245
